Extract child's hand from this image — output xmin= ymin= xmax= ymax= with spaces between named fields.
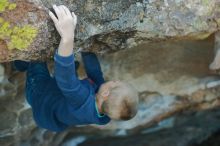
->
xmin=49 ymin=5 xmax=77 ymax=57
xmin=49 ymin=5 xmax=77 ymax=41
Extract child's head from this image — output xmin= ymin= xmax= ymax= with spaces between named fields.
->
xmin=96 ymin=81 xmax=139 ymax=121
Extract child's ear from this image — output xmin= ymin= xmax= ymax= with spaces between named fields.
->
xmin=101 ymin=90 xmax=109 ymax=99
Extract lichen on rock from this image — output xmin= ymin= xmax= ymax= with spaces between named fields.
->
xmin=0 ymin=18 xmax=38 ymax=50
xmin=0 ymin=0 xmax=38 ymax=51
xmin=0 ymin=0 xmax=37 ymax=50
xmin=0 ymin=0 xmax=219 ymax=62
xmin=0 ymin=0 xmax=16 ymax=12
xmin=8 ymin=25 xmax=38 ymax=50
xmin=2 ymin=1 xmax=220 ymax=146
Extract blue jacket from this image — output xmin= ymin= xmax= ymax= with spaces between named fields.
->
xmin=31 ymin=51 xmax=111 ymax=132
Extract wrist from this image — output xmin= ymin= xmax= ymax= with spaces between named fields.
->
xmin=61 ymin=37 xmax=74 ymax=44
xmin=61 ymin=39 xmax=74 ymax=50
xmin=58 ymin=39 xmax=74 ymax=57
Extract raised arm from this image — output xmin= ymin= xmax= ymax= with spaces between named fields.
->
xmin=82 ymin=52 xmax=105 ymax=89
xmin=49 ymin=5 xmax=89 ymax=108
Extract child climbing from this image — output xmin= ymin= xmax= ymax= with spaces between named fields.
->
xmin=14 ymin=5 xmax=139 ymax=132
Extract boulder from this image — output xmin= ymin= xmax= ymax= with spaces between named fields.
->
xmin=1 ymin=0 xmax=220 ymax=146
xmin=0 ymin=0 xmax=220 ymax=61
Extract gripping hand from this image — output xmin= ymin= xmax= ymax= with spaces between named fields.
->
xmin=49 ymin=5 xmax=77 ymax=41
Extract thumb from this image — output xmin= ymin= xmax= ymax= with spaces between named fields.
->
xmin=72 ymin=12 xmax=77 ymax=25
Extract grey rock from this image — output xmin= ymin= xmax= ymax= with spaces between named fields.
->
xmin=1 ymin=1 xmax=220 ymax=146
xmin=19 ymin=109 xmax=33 ymax=127
xmin=0 ymin=106 xmax=17 ymax=136
xmin=0 ymin=0 xmax=220 ymax=61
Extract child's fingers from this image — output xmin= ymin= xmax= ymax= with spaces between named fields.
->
xmin=72 ymin=12 xmax=76 ymax=18
xmin=53 ymin=5 xmax=62 ymax=19
xmin=49 ymin=11 xmax=58 ymax=24
xmin=72 ymin=12 xmax=77 ymax=24
xmin=57 ymin=5 xmax=66 ymax=17
xmin=62 ymin=5 xmax=72 ymax=17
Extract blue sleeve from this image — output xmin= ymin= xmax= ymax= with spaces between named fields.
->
xmin=54 ymin=51 xmax=90 ymax=109
xmin=81 ymin=52 xmax=105 ymax=89
xmin=55 ymin=92 xmax=111 ymax=127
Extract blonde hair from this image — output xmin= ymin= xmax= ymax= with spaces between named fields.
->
xmin=101 ymin=82 xmax=139 ymax=120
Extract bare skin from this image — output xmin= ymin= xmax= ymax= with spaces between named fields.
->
xmin=209 ymin=31 xmax=220 ymax=70
xmin=210 ymin=50 xmax=220 ymax=70
xmin=96 ymin=81 xmax=122 ymax=114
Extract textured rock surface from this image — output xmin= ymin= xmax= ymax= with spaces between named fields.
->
xmin=2 ymin=37 xmax=220 ymax=146
xmin=77 ymin=109 xmax=220 ymax=146
xmin=0 ymin=0 xmax=220 ymax=62
xmin=1 ymin=0 xmax=220 ymax=146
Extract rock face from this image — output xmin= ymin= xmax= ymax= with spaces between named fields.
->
xmin=0 ymin=0 xmax=220 ymax=61
xmin=77 ymin=109 xmax=220 ymax=146
xmin=2 ymin=0 xmax=220 ymax=146
xmin=2 ymin=36 xmax=220 ymax=146
xmin=98 ymin=36 xmax=219 ymax=130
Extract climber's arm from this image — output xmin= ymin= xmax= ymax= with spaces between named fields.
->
xmin=82 ymin=52 xmax=105 ymax=88
xmin=50 ymin=5 xmax=90 ymax=108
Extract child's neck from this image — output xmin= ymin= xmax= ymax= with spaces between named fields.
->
xmin=96 ymin=94 xmax=103 ymax=114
